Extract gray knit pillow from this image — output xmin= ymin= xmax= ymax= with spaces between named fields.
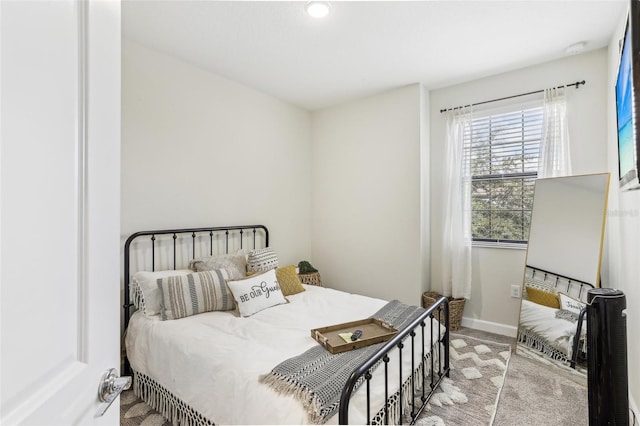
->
xmin=190 ymin=251 xmax=247 ymax=278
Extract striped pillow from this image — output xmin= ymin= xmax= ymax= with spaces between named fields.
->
xmin=247 ymin=247 xmax=279 ymax=273
xmin=157 ymin=269 xmax=235 ymax=320
xmin=132 ymin=269 xmax=193 ymax=316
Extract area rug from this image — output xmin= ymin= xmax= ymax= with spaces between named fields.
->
xmin=120 ymin=334 xmax=510 ymax=426
xmin=413 ymin=334 xmax=511 ymax=426
xmin=120 ymin=389 xmax=171 ymax=426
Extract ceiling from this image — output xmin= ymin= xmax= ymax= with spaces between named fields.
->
xmin=122 ymin=1 xmax=628 ymax=111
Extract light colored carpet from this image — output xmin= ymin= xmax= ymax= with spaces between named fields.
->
xmin=516 ymin=341 xmax=587 ymax=385
xmin=456 ymin=328 xmax=589 ymax=426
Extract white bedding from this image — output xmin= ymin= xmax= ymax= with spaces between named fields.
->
xmin=518 ymin=299 xmax=586 ymax=359
xmin=125 ymin=284 xmax=444 ymax=425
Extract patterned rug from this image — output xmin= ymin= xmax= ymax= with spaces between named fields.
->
xmin=120 ymin=389 xmax=171 ymax=426
xmin=414 ymin=334 xmax=511 ymax=425
xmin=120 ymin=334 xmax=510 ymax=425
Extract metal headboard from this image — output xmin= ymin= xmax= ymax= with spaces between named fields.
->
xmin=123 ymin=225 xmax=269 ymax=331
xmin=526 ymin=265 xmax=595 ymax=301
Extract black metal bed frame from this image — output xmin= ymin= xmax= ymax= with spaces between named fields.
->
xmin=123 ymin=225 xmax=268 ymax=332
xmin=123 ymin=225 xmax=450 ymax=425
xmin=525 ymin=265 xmax=594 ymax=369
xmin=528 ymin=265 xmax=596 ymax=300
xmin=339 ymin=302 xmax=450 ymax=424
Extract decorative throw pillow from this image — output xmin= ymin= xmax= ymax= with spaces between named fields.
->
xmin=526 ymin=286 xmax=560 ymax=309
xmin=524 ymin=276 xmax=555 ymax=294
xmin=247 ymin=247 xmax=279 ymax=273
xmin=226 ymin=269 xmax=287 ymax=317
xmin=130 ymin=280 xmax=145 ymax=311
xmin=555 ymin=308 xmax=580 ymax=322
xmin=157 ymin=269 xmax=235 ymax=320
xmin=275 ymin=265 xmax=305 ymax=296
xmin=131 ymin=269 xmax=193 ymax=316
xmin=190 ymin=251 xmax=247 ymax=279
xmin=558 ymin=292 xmax=587 ymax=315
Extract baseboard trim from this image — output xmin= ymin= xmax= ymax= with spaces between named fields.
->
xmin=460 ymin=317 xmax=517 ymax=338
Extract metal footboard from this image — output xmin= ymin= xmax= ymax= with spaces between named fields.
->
xmin=339 ymin=297 xmax=450 ymax=425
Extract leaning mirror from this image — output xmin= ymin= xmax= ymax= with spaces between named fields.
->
xmin=516 ymin=173 xmax=610 ymax=383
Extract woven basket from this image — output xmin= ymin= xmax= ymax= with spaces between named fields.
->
xmin=422 ymin=291 xmax=465 ymax=331
xmin=299 ymin=272 xmax=322 ymax=287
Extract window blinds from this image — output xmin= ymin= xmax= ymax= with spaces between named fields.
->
xmin=465 ymin=106 xmax=543 ymax=243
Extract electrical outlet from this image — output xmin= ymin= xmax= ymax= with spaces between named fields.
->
xmin=510 ymin=285 xmax=521 ymax=298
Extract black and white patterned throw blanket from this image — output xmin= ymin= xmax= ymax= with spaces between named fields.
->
xmin=259 ymin=300 xmax=426 ymax=424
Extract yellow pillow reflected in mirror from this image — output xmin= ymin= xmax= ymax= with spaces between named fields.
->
xmin=526 ymin=286 xmax=560 ymax=309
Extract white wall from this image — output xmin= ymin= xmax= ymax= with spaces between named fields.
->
xmin=310 ymin=84 xmax=428 ymax=305
xmin=430 ymin=49 xmax=609 ymax=333
xmin=121 ymin=40 xmax=312 ymax=266
xmin=604 ymin=9 xmax=640 ymax=416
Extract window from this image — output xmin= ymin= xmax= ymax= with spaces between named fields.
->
xmin=465 ymin=105 xmax=543 ymax=244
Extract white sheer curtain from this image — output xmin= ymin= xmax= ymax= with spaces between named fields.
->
xmin=538 ymin=88 xmax=572 ymax=178
xmin=441 ymin=108 xmax=472 ymax=300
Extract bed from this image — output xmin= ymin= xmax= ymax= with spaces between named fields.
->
xmin=123 ymin=225 xmax=450 ymax=425
xmin=516 ymin=266 xmax=593 ymax=369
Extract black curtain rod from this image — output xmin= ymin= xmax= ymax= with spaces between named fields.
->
xmin=439 ymin=80 xmax=586 ymax=113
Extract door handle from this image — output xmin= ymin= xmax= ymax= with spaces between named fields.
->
xmin=95 ymin=368 xmax=132 ymax=417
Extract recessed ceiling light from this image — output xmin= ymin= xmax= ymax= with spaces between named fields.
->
xmin=565 ymin=41 xmax=586 ymax=56
xmin=306 ymin=1 xmax=331 ymax=19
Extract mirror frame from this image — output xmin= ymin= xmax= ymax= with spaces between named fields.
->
xmin=516 ymin=172 xmax=610 ymax=383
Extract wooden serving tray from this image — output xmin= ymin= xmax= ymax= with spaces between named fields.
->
xmin=311 ymin=318 xmax=398 ymax=354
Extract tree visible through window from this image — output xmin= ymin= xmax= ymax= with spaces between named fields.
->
xmin=465 ymin=105 xmax=543 ymax=243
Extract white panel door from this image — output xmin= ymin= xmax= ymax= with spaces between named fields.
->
xmin=0 ymin=0 xmax=121 ymax=424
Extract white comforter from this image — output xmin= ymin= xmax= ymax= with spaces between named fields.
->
xmin=125 ymin=284 xmax=442 ymax=425
xmin=519 ymin=299 xmax=586 ymax=358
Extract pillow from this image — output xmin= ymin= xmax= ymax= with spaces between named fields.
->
xmin=524 ymin=276 xmax=555 ymax=294
xmin=226 ymin=269 xmax=287 ymax=317
xmin=526 ymin=286 xmax=560 ymax=309
xmin=190 ymin=251 xmax=247 ymax=279
xmin=131 ymin=269 xmax=193 ymax=316
xmin=558 ymin=292 xmax=587 ymax=315
xmin=130 ymin=280 xmax=145 ymax=311
xmin=157 ymin=269 xmax=235 ymax=320
xmin=275 ymin=265 xmax=305 ymax=296
xmin=247 ymin=247 xmax=279 ymax=273
xmin=555 ymin=308 xmax=580 ymax=322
